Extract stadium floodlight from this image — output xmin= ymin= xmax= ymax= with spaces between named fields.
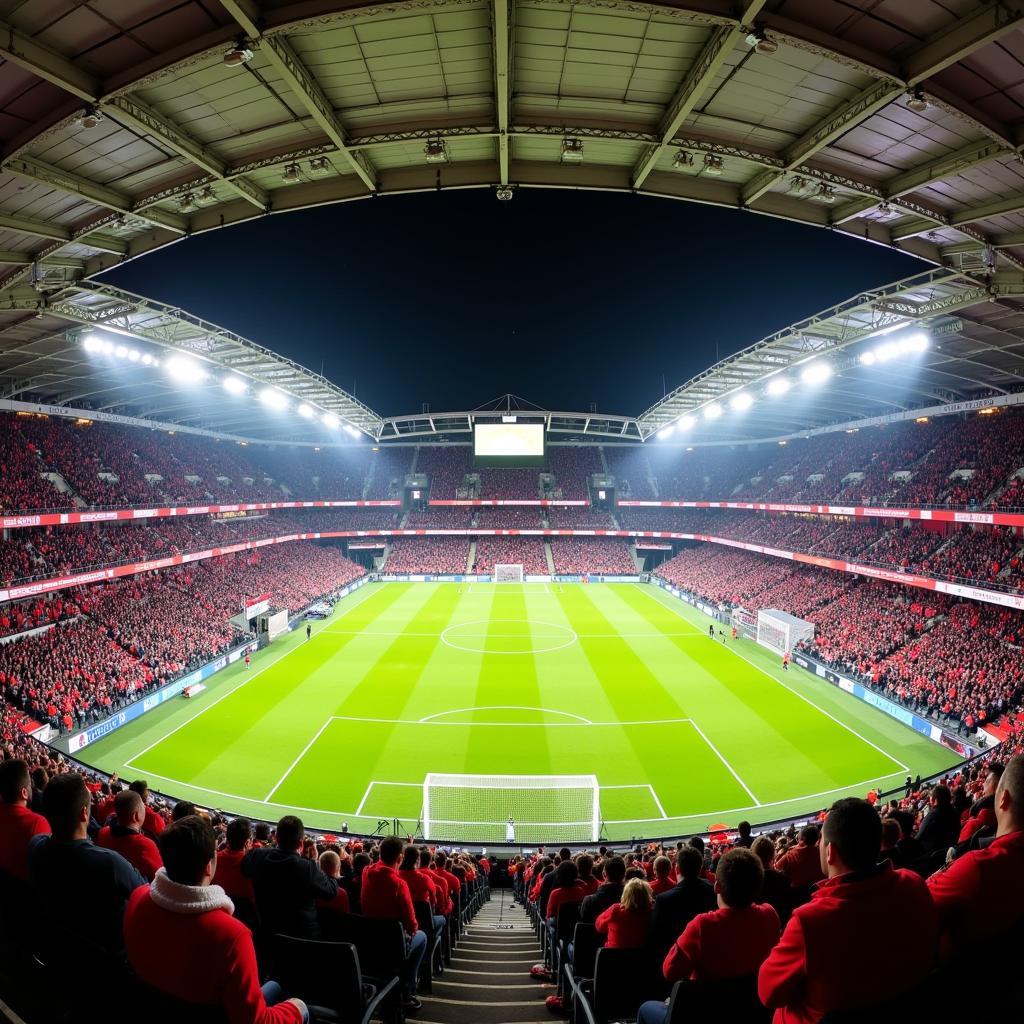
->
xmin=678 ymin=414 xmax=697 ymax=431
xmin=702 ymin=154 xmax=724 ymax=175
xmin=800 ymin=361 xmax=832 ymax=385
xmin=223 ymin=45 xmax=254 ymax=67
xmin=424 ymin=139 xmax=448 ymax=164
xmin=126 ymin=349 xmax=140 ymax=361
xmin=731 ymin=391 xmax=753 ymax=412
xmin=114 ymin=345 xmax=128 ymax=358
xmin=259 ymin=387 xmax=289 ymax=411
xmin=905 ymin=331 xmax=929 ymax=352
xmin=704 ymin=402 xmax=723 ymax=420
xmin=905 ymin=89 xmax=928 ymax=113
xmin=178 ymin=192 xmax=197 ymax=213
xmin=810 ymin=183 xmax=837 ymax=204
xmin=165 ymin=355 xmax=207 ymax=384
xmin=672 ymin=150 xmax=694 ymax=170
xmin=766 ymin=376 xmax=791 ymax=396
xmin=862 ymin=331 xmax=929 ymax=365
xmin=222 ymin=375 xmax=247 ymax=395
xmin=141 ymin=353 xmax=155 ymax=366
xmin=282 ymin=163 xmax=301 ymax=183
xmin=859 ymin=350 xmax=877 ymax=366
xmin=657 ymin=424 xmax=675 ymax=440
xmin=560 ymin=138 xmax=584 ymax=164
xmin=322 ymin=412 xmax=340 ymax=429
xmin=195 ymin=185 xmax=218 ymax=207
xmin=308 ymin=157 xmax=332 ymax=178
xmin=82 ymin=333 xmax=103 ymax=353
xmin=344 ymin=424 xmax=361 ymax=438
xmin=297 ymin=402 xmax=315 ymax=419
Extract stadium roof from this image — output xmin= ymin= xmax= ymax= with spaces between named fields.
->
xmin=4 ymin=1 xmax=1024 ymax=444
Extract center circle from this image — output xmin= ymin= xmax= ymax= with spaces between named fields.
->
xmin=440 ymin=618 xmax=578 ymax=655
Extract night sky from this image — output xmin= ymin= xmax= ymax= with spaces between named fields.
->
xmin=100 ymin=189 xmax=927 ymax=418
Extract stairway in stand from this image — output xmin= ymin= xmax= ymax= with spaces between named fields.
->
xmin=419 ymin=889 xmax=553 ymax=1024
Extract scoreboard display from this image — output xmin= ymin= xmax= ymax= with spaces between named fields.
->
xmin=473 ymin=421 xmax=545 ymax=466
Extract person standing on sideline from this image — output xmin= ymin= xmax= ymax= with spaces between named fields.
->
xmin=244 ymin=653 xmax=251 ymax=670
xmin=506 ymin=817 xmax=515 ymax=843
xmin=306 ymin=623 xmax=312 ymax=641
xmin=708 ymin=624 xmax=714 ymax=638
xmin=782 ymin=652 xmax=790 ymax=671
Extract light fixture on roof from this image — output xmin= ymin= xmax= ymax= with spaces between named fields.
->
xmin=259 ymin=387 xmax=289 ymax=411
xmin=745 ymin=30 xmax=778 ymax=55
xmin=344 ymin=424 xmax=361 ymax=438
xmin=678 ymin=414 xmax=697 ymax=432
xmin=195 ymin=185 xmax=218 ymax=207
xmin=730 ymin=391 xmax=753 ymax=412
xmin=906 ymin=90 xmax=928 ymax=113
xmin=702 ymin=154 xmax=724 ymax=176
xmin=787 ymin=176 xmax=810 ymax=196
xmin=223 ymin=45 xmax=254 ymax=67
xmin=873 ymin=201 xmax=897 ymax=220
xmin=178 ymin=192 xmax=197 ymax=213
xmin=766 ymin=376 xmax=791 ymax=396
xmin=560 ymin=138 xmax=584 ymax=164
xmin=282 ymin=163 xmax=301 ymax=183
xmin=810 ymin=183 xmax=837 ymax=204
xmin=165 ymin=355 xmax=207 ymax=384
xmin=76 ymin=108 xmax=104 ymax=130
xmin=672 ymin=150 xmax=694 ymax=170
xmin=800 ymin=361 xmax=832 ymax=385
xmin=861 ymin=330 xmax=930 ymax=365
xmin=495 ymin=185 xmax=515 ymax=201
xmin=141 ymin=353 xmax=155 ymax=366
xmin=657 ymin=424 xmax=675 ymax=440
xmin=322 ymin=412 xmax=341 ymax=429
xmin=297 ymin=402 xmax=315 ymax=419
xmin=424 ymin=138 xmax=448 ymax=164
xmin=222 ymin=375 xmax=247 ymax=395
xmin=308 ymin=157 xmax=332 ymax=178
xmin=81 ymin=333 xmax=103 ymax=353
xmin=704 ymin=402 xmax=723 ymax=420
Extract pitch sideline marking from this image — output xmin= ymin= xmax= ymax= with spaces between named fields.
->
xmin=263 ymin=717 xmax=335 ymax=803
xmin=636 ymin=584 xmax=911 ymax=774
xmin=328 ymin=713 xmax=692 ymax=727
xmin=687 ymin=719 xmax=762 ymax=806
xmin=355 ymin=779 xmax=422 ymax=816
xmin=123 ymin=582 xmax=382 ymax=771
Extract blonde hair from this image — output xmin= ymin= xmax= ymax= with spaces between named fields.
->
xmin=620 ymin=877 xmax=654 ymax=912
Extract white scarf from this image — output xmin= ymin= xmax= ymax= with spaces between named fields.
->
xmin=149 ymin=867 xmax=235 ymax=916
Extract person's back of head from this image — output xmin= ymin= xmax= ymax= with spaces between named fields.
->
xmin=114 ymin=790 xmax=145 ymax=828
xmin=893 ymin=809 xmax=916 ymax=841
xmin=931 ymin=785 xmax=952 ymax=809
xmin=319 ymin=850 xmax=340 ymax=878
xmin=226 ymin=817 xmax=251 ymax=852
xmin=254 ymin=822 xmax=271 ymax=844
xmin=577 ymin=854 xmax=594 ymax=880
xmin=379 ymin=835 xmax=403 ymax=866
xmin=353 ymin=852 xmax=370 ymax=875
xmin=751 ymin=836 xmax=775 ymax=870
xmin=159 ymin=815 xmax=216 ymax=887
xmin=400 ymin=843 xmax=419 ymax=871
xmin=554 ymin=859 xmax=578 ymax=889
xmin=715 ymin=848 xmax=763 ymax=910
xmin=677 ymin=845 xmax=703 ymax=881
xmin=621 ymin=877 xmax=654 ymax=912
xmin=0 ymin=759 xmax=30 ymax=805
xmin=738 ymin=820 xmax=751 ymax=839
xmin=995 ymin=754 xmax=1024 ymax=833
xmin=822 ymin=798 xmax=881 ymax=876
xmin=653 ymin=855 xmax=671 ymax=879
xmin=276 ymin=815 xmax=304 ymax=852
xmin=688 ymin=836 xmax=705 ymax=856
xmin=604 ymin=855 xmax=625 ymax=885
xmin=879 ymin=818 xmax=900 ymax=851
xmin=799 ymin=825 xmax=820 ymax=847
xmin=128 ymin=779 xmax=149 ymax=803
xmin=419 ymin=847 xmax=433 ymax=869
xmin=559 ymin=847 xmax=571 ymax=862
xmin=42 ymin=774 xmax=90 ymax=840
xmin=434 ymin=851 xmax=448 ymax=871
xmin=172 ymin=800 xmax=197 ymax=822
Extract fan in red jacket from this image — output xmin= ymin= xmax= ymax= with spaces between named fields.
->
xmin=775 ymin=826 xmax=825 ymax=890
xmin=129 ymin=780 xmax=165 ymax=838
xmin=360 ymin=837 xmax=427 ymax=1011
xmin=758 ymin=799 xmax=938 ymax=1024
xmin=96 ymin=790 xmax=163 ymax=881
xmin=422 ymin=847 xmax=452 ymax=914
xmin=216 ymin=817 xmax=255 ymax=903
xmin=0 ymin=759 xmax=49 ymax=879
xmin=316 ymin=850 xmax=351 ymax=916
xmin=928 ymin=755 xmax=1024 ymax=960
xmin=956 ymin=763 xmax=1002 ymax=846
xmin=124 ymin=815 xmax=306 ymax=1024
xmin=595 ymin=878 xmax=654 ymax=948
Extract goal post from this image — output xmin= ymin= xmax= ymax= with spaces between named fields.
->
xmin=422 ymin=773 xmax=600 ymax=843
xmin=756 ymin=608 xmax=815 ymax=655
xmin=493 ymin=563 xmax=524 ymax=583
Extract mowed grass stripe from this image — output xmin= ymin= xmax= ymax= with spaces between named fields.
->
xmin=623 ymin=585 xmax=911 ymax=793
xmin=271 ymin=584 xmax=468 ymax=813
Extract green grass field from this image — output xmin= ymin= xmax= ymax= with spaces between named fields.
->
xmin=83 ymin=582 xmax=960 ymax=842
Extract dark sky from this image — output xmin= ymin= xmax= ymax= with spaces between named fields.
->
xmin=100 ymin=189 xmax=926 ymax=418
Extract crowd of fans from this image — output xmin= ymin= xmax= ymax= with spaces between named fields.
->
xmin=473 ymin=537 xmax=549 ymax=574
xmin=549 ymin=538 xmax=636 ymax=574
xmin=385 ymin=537 xmax=470 ymax=574
xmin=548 ymin=446 xmax=602 ymax=499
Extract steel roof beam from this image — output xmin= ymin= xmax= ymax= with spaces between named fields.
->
xmin=105 ymin=96 xmax=267 ymax=211
xmin=0 ymin=212 xmax=70 ymax=243
xmin=3 ymin=156 xmax=187 ymax=234
xmin=0 ymin=251 xmax=83 ymax=269
xmin=744 ymin=6 xmax=1024 ymax=208
xmin=493 ymin=0 xmax=510 ymax=185
xmin=632 ymin=2 xmax=768 ymax=189
xmin=0 ymin=19 xmax=98 ymax=103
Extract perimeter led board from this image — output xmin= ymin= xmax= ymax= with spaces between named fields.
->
xmin=474 ymin=422 xmax=545 ymax=466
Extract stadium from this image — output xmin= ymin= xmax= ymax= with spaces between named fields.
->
xmin=0 ymin=1 xmax=1023 ymax=1023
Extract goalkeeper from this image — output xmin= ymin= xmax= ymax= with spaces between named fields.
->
xmin=506 ymin=816 xmax=515 ymax=842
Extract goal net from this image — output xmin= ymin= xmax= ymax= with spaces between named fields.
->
xmin=730 ymin=606 xmax=758 ymax=641
xmin=756 ymin=608 xmax=815 ymax=655
xmin=493 ymin=563 xmax=524 ymax=583
xmin=422 ymin=773 xmax=600 ymax=843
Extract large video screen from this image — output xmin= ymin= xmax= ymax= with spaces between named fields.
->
xmin=474 ymin=422 xmax=545 ymax=466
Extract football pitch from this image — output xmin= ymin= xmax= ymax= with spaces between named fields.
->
xmin=83 ymin=582 xmax=960 ymax=842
